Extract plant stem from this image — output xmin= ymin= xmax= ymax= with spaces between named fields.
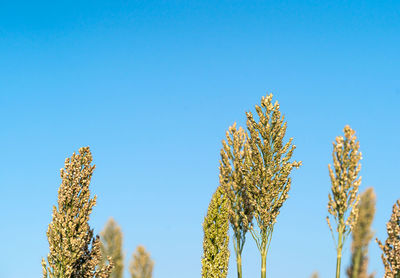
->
xmin=261 ymin=250 xmax=267 ymax=278
xmin=233 ymin=235 xmax=243 ymax=278
xmin=336 ymin=221 xmax=344 ymax=278
xmin=336 ymin=252 xmax=342 ymax=278
xmin=236 ymin=250 xmax=242 ymax=278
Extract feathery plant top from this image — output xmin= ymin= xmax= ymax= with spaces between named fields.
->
xmin=377 ymin=200 xmax=400 ymax=277
xmin=327 ymin=125 xmax=362 ymax=235
xmin=42 ymin=147 xmax=113 ymax=278
xmin=244 ymin=94 xmax=301 ymax=247
xmin=201 ymin=186 xmax=230 ymax=278
xmin=220 ymin=123 xmax=253 ymax=254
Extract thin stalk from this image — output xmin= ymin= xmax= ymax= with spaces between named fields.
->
xmin=261 ymin=250 xmax=267 ymax=278
xmin=336 ymin=220 xmax=344 ymax=278
xmin=250 ymin=229 xmax=262 ymax=252
xmin=233 ymin=235 xmax=243 ymax=278
xmin=335 ymin=251 xmax=342 ymax=278
xmin=236 ymin=250 xmax=242 ymax=278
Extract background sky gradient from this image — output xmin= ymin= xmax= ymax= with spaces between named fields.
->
xmin=0 ymin=1 xmax=399 ymax=277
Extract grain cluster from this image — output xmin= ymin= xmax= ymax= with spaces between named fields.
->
xmin=377 ymin=200 xmax=400 ymax=278
xmin=42 ymin=147 xmax=113 ymax=278
xmin=201 ymin=186 xmax=230 ymax=278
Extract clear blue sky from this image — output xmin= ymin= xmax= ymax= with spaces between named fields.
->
xmin=0 ymin=1 xmax=399 ymax=277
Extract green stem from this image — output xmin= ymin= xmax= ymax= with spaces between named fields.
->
xmin=261 ymin=250 xmax=267 ymax=278
xmin=233 ymin=233 xmax=243 ymax=278
xmin=259 ymin=228 xmax=273 ymax=278
xmin=236 ymin=250 xmax=242 ymax=278
xmin=336 ymin=252 xmax=342 ymax=278
xmin=336 ymin=222 xmax=344 ymax=278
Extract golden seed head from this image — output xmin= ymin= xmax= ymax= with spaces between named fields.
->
xmin=42 ymin=147 xmax=113 ymax=278
xmin=244 ymin=93 xmax=300 ymax=243
xmin=129 ymin=245 xmax=154 ymax=278
xmin=327 ymin=125 xmax=361 ymax=239
xmin=100 ymin=218 xmax=124 ymax=278
xmin=219 ymin=123 xmax=253 ymax=248
xmin=347 ymin=187 xmax=376 ymax=278
xmin=201 ymin=186 xmax=230 ymax=278
xmin=377 ymin=199 xmax=400 ymax=277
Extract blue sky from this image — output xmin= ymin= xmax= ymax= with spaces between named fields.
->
xmin=0 ymin=1 xmax=399 ymax=277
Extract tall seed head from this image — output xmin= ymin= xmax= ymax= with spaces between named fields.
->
xmin=201 ymin=186 xmax=230 ymax=278
xmin=220 ymin=123 xmax=253 ymax=247
xmin=352 ymin=188 xmax=376 ymax=249
xmin=327 ymin=125 xmax=362 ymax=236
xmin=100 ymin=218 xmax=124 ymax=278
xmin=347 ymin=187 xmax=376 ymax=278
xmin=377 ymin=200 xmax=400 ymax=278
xmin=244 ymin=93 xmax=301 ymax=238
xmin=129 ymin=245 xmax=154 ymax=278
xmin=42 ymin=147 xmax=113 ymax=278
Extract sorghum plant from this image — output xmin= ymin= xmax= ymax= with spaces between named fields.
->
xmin=311 ymin=271 xmax=320 ymax=278
xmin=347 ymin=187 xmax=376 ymax=278
xmin=100 ymin=218 xmax=124 ymax=278
xmin=327 ymin=126 xmax=362 ymax=278
xmin=376 ymin=199 xmax=400 ymax=278
xmin=244 ymin=93 xmax=301 ymax=278
xmin=220 ymin=123 xmax=253 ymax=278
xmin=201 ymin=186 xmax=230 ymax=278
xmin=129 ymin=245 xmax=154 ymax=278
xmin=42 ymin=147 xmax=113 ymax=278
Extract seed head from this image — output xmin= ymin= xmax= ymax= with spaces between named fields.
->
xmin=201 ymin=186 xmax=230 ymax=278
xmin=129 ymin=245 xmax=154 ymax=278
xmin=42 ymin=147 xmax=113 ymax=278
xmin=377 ymin=200 xmax=400 ymax=278
xmin=327 ymin=125 xmax=362 ymax=236
xmin=244 ymin=93 xmax=301 ymax=244
xmin=220 ymin=123 xmax=253 ymax=251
